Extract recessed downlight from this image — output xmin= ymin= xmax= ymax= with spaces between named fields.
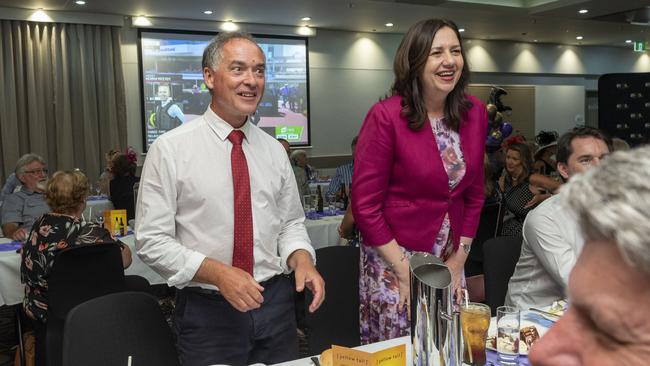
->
xmin=576 ymin=36 xmax=583 ymax=40
xmin=385 ymin=23 xmax=394 ymax=27
xmin=458 ymin=28 xmax=465 ymax=32
xmin=301 ymin=17 xmax=311 ymax=21
xmin=578 ymin=9 xmax=588 ymax=14
xmin=203 ymin=10 xmax=213 ymax=15
xmin=626 ymin=40 xmax=633 ymax=43
xmin=75 ymin=0 xmax=86 ymax=5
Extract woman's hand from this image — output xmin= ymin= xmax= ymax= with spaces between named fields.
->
xmin=445 ymin=257 xmax=465 ymax=303
xmin=375 ymin=240 xmax=411 ymax=319
xmin=392 ymin=257 xmax=411 ymax=320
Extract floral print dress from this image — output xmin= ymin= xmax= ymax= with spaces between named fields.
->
xmin=359 ymin=117 xmax=466 ymax=344
xmin=21 ymin=213 xmax=121 ymax=322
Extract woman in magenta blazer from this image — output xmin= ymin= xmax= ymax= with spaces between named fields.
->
xmin=352 ymin=19 xmax=487 ymax=344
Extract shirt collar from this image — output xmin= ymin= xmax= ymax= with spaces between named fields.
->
xmin=203 ymin=106 xmax=252 ymax=143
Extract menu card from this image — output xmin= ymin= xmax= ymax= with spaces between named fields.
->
xmin=332 ymin=344 xmax=406 ymax=366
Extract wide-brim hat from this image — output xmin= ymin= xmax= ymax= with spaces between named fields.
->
xmin=534 ymin=141 xmax=557 ymax=159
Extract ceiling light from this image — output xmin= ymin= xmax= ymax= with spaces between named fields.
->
xmin=75 ymin=0 xmax=86 ymax=5
xmin=133 ymin=15 xmax=152 ymax=27
xmin=458 ymin=28 xmax=465 ymax=32
xmin=578 ymin=9 xmax=588 ymax=14
xmin=221 ymin=20 xmax=239 ymax=32
xmin=203 ymin=10 xmax=213 ymax=15
xmin=534 ymin=39 xmax=538 ymax=42
xmin=301 ymin=17 xmax=311 ymax=21
xmin=385 ymin=23 xmax=393 ymax=27
xmin=576 ymin=36 xmax=583 ymax=40
xmin=626 ymin=39 xmax=633 ymax=43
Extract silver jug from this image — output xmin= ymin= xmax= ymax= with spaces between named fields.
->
xmin=410 ymin=252 xmax=462 ymax=366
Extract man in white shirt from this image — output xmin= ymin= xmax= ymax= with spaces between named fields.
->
xmin=135 ymin=32 xmax=324 ymax=366
xmin=505 ymin=127 xmax=611 ymax=310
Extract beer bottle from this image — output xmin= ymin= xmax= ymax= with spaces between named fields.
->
xmin=317 ymin=185 xmax=324 ymax=213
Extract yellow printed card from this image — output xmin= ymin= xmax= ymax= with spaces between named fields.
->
xmin=332 ymin=344 xmax=406 ymax=366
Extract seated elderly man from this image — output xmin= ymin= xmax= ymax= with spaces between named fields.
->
xmin=505 ymin=127 xmax=611 ymax=309
xmin=529 ymin=146 xmax=650 ymax=366
xmin=1 ymin=154 xmax=51 ymax=240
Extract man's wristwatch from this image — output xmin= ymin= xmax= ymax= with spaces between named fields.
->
xmin=459 ymin=242 xmax=471 ymax=254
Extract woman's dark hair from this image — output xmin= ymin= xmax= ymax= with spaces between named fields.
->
xmin=111 ymin=154 xmax=136 ymax=177
xmin=391 ymin=18 xmax=472 ymax=132
xmin=505 ymin=142 xmax=534 ymax=185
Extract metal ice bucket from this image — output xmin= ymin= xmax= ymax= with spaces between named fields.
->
xmin=410 ymin=252 xmax=462 ymax=366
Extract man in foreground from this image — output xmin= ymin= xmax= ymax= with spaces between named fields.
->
xmin=135 ymin=32 xmax=324 ymax=366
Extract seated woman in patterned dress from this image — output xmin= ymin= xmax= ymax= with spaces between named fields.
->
xmin=21 ymin=170 xmax=132 ymax=323
xmin=498 ymin=142 xmax=561 ymax=236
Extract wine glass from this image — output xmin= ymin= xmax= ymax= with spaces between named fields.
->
xmin=94 ymin=181 xmax=102 ymax=197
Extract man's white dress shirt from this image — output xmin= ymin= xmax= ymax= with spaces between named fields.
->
xmin=135 ymin=107 xmax=314 ymax=290
xmin=505 ymin=194 xmax=583 ymax=309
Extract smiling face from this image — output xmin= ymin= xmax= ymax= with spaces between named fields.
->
xmin=421 ymin=26 xmax=464 ymax=104
xmin=528 ymin=240 xmax=650 ymax=366
xmin=203 ymin=38 xmax=265 ymax=127
xmin=157 ymin=85 xmax=170 ymax=101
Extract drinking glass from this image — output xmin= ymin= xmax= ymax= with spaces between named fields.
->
xmin=95 ymin=215 xmax=105 ymax=228
xmin=94 ymin=182 xmax=102 ymax=196
xmin=460 ymin=302 xmax=491 ymax=366
xmin=496 ymin=305 xmax=520 ymax=366
xmin=303 ymin=195 xmax=312 ymax=214
xmin=327 ymin=194 xmax=336 ymax=215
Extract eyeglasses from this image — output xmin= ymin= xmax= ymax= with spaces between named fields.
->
xmin=23 ymin=168 xmax=48 ymax=175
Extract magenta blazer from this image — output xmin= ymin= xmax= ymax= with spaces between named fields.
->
xmin=352 ymin=94 xmax=487 ymax=253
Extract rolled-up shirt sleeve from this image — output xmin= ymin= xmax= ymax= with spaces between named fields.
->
xmin=276 ymin=154 xmax=315 ymax=270
xmin=134 ymin=139 xmax=206 ymax=288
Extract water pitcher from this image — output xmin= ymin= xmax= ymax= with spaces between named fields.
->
xmin=410 ymin=252 xmax=462 ymax=366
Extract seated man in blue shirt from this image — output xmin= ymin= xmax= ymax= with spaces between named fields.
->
xmin=1 ymin=154 xmax=51 ymax=240
xmin=326 ymin=136 xmax=357 ymax=198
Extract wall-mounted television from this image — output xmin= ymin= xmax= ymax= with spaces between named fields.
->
xmin=138 ymin=30 xmax=310 ymax=151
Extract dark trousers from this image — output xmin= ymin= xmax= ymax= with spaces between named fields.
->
xmin=174 ymin=275 xmax=298 ymax=366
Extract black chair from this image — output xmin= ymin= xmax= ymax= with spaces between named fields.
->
xmin=43 ymin=243 xmax=126 ymax=366
xmin=465 ymin=201 xmax=505 ymax=277
xmin=305 ymin=246 xmax=360 ymax=355
xmin=62 ymin=292 xmax=180 ymax=366
xmin=483 ymin=235 xmax=523 ymax=315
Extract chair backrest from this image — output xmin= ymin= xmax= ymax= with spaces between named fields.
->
xmin=483 ymin=235 xmax=523 ymax=315
xmin=48 ymin=243 xmax=126 ymax=320
xmin=45 ymin=243 xmax=126 ymax=366
xmin=62 ymin=292 xmax=180 ymax=366
xmin=465 ymin=201 xmax=505 ymax=276
xmin=305 ymin=246 xmax=360 ymax=355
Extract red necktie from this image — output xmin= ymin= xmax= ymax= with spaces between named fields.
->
xmin=228 ymin=130 xmax=254 ymax=275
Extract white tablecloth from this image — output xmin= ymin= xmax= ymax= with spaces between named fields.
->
xmin=304 ymin=215 xmax=344 ymax=249
xmin=274 ymin=336 xmax=413 ymax=366
xmin=0 ymin=234 xmax=166 ymax=307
